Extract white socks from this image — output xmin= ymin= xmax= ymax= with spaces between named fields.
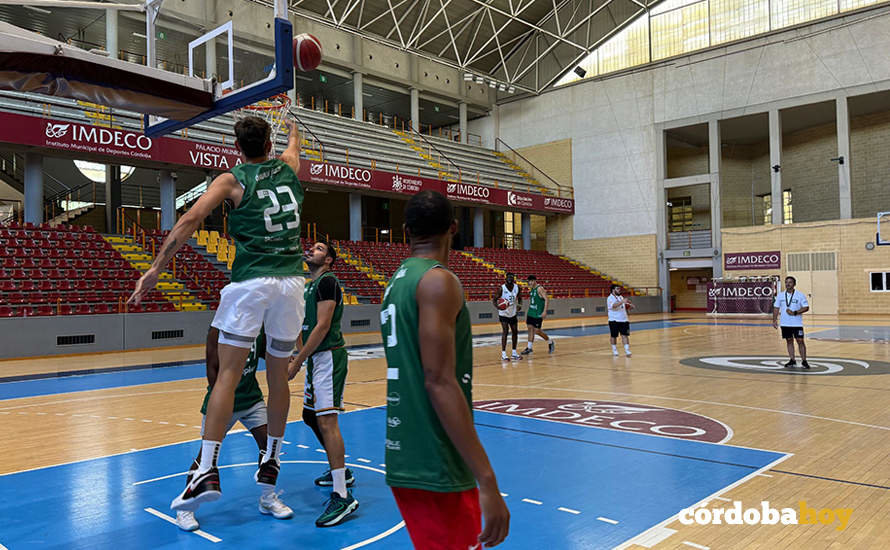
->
xmin=264 ymin=435 xmax=283 ymax=463
xmin=611 ymin=344 xmax=618 ymax=354
xmin=625 ymin=344 xmax=631 ymax=354
xmin=528 ymin=341 xmax=534 ymax=350
xmin=331 ymin=467 xmax=347 ymax=498
xmin=198 ymin=440 xmax=221 ymax=473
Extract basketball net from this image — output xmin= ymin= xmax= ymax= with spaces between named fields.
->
xmin=233 ymin=93 xmax=292 ymax=156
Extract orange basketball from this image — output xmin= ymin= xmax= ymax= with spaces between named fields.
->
xmin=497 ymin=297 xmax=509 ymax=310
xmin=293 ymin=33 xmax=322 ymax=72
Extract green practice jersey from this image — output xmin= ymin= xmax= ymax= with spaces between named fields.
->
xmin=380 ymin=257 xmax=475 ymax=492
xmin=228 ymin=159 xmax=304 ymax=282
xmin=528 ymin=286 xmax=545 ymax=317
xmin=303 ymin=271 xmax=345 ymax=352
xmin=201 ymin=330 xmax=264 ymax=414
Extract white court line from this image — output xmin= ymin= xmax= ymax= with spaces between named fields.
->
xmin=474 ymin=384 xmax=890 ymax=432
xmin=144 ymin=507 xmax=221 ymax=543
xmin=613 ymin=453 xmax=792 ymax=550
xmin=634 ymin=526 xmax=677 ymax=548
xmin=339 ymin=521 xmax=405 ymax=550
xmin=558 ymin=507 xmax=581 ymax=515
xmin=297 ymin=444 xmax=309 ymax=449
xmin=500 ymin=492 xmax=508 ymax=497
xmin=315 ymin=448 xmax=327 ymax=454
xmin=597 ymin=516 xmax=619 ymax=525
xmin=682 ymin=542 xmax=709 ymax=550
xmin=356 ymin=458 xmax=372 ymax=463
xmin=713 ymin=496 xmax=731 ymax=502
xmin=521 ymin=498 xmax=542 ymax=505
xmin=756 ymin=473 xmax=773 ymax=478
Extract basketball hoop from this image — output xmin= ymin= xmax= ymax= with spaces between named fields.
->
xmin=233 ymin=93 xmax=292 ymax=155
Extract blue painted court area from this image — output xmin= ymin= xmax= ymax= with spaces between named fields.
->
xmin=0 ymin=407 xmax=788 ymax=550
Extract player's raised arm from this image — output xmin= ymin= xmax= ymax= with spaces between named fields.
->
xmin=279 ymin=119 xmax=301 ymax=176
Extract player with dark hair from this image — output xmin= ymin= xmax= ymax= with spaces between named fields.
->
xmin=381 ymin=190 xmax=510 ymax=548
xmin=607 ymin=283 xmax=633 ymax=357
xmin=288 ymin=240 xmax=358 ymax=527
xmin=494 ymin=272 xmax=522 ymax=361
xmin=520 ymin=275 xmax=553 ymax=355
xmin=130 ymin=116 xmax=305 ymax=514
xmin=773 ymin=276 xmax=810 ymax=368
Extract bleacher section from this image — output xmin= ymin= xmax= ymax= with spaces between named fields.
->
xmin=466 ymin=248 xmax=628 ymax=298
xmin=0 ymin=222 xmax=175 ymax=316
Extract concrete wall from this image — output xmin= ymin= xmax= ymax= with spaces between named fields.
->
xmin=850 ymin=110 xmax=890 ymax=218
xmin=721 ymin=218 xmax=889 ymax=314
xmin=720 ymin=143 xmax=771 ymax=228
xmin=670 ymin=269 xmax=712 ymax=310
xmin=0 ymin=297 xmax=661 ymax=360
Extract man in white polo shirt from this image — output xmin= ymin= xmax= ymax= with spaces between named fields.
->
xmin=606 ymin=284 xmax=633 ymax=357
xmin=772 ymin=276 xmax=810 ymax=369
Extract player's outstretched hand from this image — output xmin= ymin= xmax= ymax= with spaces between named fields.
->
xmin=128 ymin=267 xmax=160 ymax=306
xmin=478 ymin=484 xmax=510 ymax=547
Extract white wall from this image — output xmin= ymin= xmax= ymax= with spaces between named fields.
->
xmin=473 ymin=6 xmax=890 ymax=240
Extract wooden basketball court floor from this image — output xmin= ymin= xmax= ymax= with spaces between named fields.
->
xmin=1 ymin=313 xmax=889 ymax=549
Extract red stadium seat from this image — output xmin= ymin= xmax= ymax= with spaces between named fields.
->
xmin=74 ymin=304 xmax=92 ymax=315
xmin=0 ymin=305 xmax=14 ymax=317
xmin=36 ymin=305 xmax=55 ymax=316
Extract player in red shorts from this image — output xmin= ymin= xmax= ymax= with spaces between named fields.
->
xmin=380 ymin=191 xmax=509 ymax=549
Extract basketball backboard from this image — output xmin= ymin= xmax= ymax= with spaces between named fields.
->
xmin=143 ymin=0 xmax=294 ymax=137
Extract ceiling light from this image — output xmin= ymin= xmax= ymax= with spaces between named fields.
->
xmin=475 ymin=76 xmax=484 ymax=84
xmin=296 ymin=75 xmax=312 ymax=81
xmin=463 ymin=73 xmax=474 ymax=81
xmin=25 ymin=5 xmax=51 ymax=14
xmin=498 ymin=84 xmax=506 ymax=91
xmin=132 ymin=32 xmax=147 ymax=39
xmin=508 ymin=86 xmax=515 ymax=94
xmin=489 ymin=80 xmax=497 ymax=88
xmin=363 ymin=92 xmax=373 ymax=97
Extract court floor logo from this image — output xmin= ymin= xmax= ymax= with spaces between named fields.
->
xmin=474 ymin=398 xmax=731 ymax=443
xmin=680 ymin=356 xmax=890 ymax=376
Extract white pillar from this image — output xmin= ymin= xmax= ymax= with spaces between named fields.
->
xmin=473 ymin=208 xmax=484 ymax=248
xmin=353 ymin=72 xmax=363 ymax=121
xmin=521 ymin=213 xmax=531 ymax=250
xmin=709 ymin=120 xmax=722 ymax=278
xmin=23 ymin=154 xmax=43 ymax=225
xmin=492 ymin=104 xmax=500 ymax=149
xmin=105 ymin=9 xmax=118 ymax=59
xmin=159 ymin=170 xmax=176 ymax=231
xmin=836 ymin=96 xmax=852 ymax=219
xmin=459 ymin=102 xmax=468 ymax=144
xmin=349 ymin=193 xmax=362 ymax=241
xmin=769 ymin=109 xmax=783 ymax=225
xmin=410 ymin=88 xmax=419 ymax=132
xmin=205 ymin=36 xmax=216 ymax=80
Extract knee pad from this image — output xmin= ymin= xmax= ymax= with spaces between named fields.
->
xmin=266 ymin=337 xmax=296 ymax=358
xmin=218 ymin=330 xmax=255 ymax=349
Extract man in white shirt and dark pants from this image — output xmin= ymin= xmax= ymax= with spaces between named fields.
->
xmin=772 ymin=276 xmax=810 ymax=369
xmin=607 ymin=284 xmax=633 ymax=357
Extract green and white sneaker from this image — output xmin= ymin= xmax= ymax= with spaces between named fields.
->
xmin=314 ymin=468 xmax=355 ymax=488
xmin=315 ymin=492 xmax=359 ymax=527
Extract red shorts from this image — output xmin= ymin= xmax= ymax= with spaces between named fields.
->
xmin=391 ymin=487 xmax=481 ymax=550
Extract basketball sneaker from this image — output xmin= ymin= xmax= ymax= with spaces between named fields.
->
xmin=314 ymin=468 xmax=355 ymax=488
xmin=171 ymin=467 xmax=221 ymax=511
xmin=511 ymin=350 xmax=521 ymax=360
xmin=501 ymin=351 xmax=508 ymax=360
xmin=784 ymin=360 xmax=797 ymax=368
xmin=255 ymin=458 xmax=280 ymax=487
xmin=801 ymin=360 xmax=810 ymax=369
xmin=176 ymin=511 xmax=199 ymax=531
xmin=548 ymin=340 xmax=555 ymax=354
xmin=520 ymin=348 xmax=533 ymax=355
xmin=316 ymin=492 xmax=359 ymax=527
xmin=259 ymin=491 xmax=294 ymax=519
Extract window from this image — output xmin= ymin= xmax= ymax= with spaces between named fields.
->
xmin=74 ymin=160 xmax=135 ymax=183
xmin=503 ymin=212 xmax=522 ymax=249
xmin=669 ymin=197 xmax=694 ymax=232
xmin=782 ymin=189 xmax=793 ymax=224
xmin=871 ymin=272 xmax=890 ymax=292
xmin=759 ymin=190 xmax=793 ymax=224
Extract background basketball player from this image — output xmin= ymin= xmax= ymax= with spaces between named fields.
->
xmin=177 ymin=326 xmax=292 ymax=531
xmin=288 ymin=240 xmax=358 ymax=527
xmin=494 ymin=272 xmax=522 ymax=361
xmin=129 ymin=116 xmax=305 ymax=513
xmin=607 ymin=284 xmax=633 ymax=357
xmin=521 ymin=275 xmax=553 ymax=355
xmin=381 ymin=191 xmax=509 ymax=549
xmin=773 ymin=276 xmax=810 ymax=368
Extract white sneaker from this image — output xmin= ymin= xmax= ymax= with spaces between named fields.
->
xmin=501 ymin=352 xmax=508 ymax=360
xmin=612 ymin=349 xmax=619 ymax=356
xmin=176 ymin=511 xmax=199 ymax=531
xmin=511 ymin=351 xmax=521 ymax=360
xmin=259 ymin=491 xmax=294 ymax=519
xmin=625 ymin=350 xmax=632 ymax=357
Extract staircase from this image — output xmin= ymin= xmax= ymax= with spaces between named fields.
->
xmin=559 ymin=255 xmax=636 ymax=295
xmin=104 ymin=234 xmax=207 ymax=310
xmin=393 ymin=130 xmax=459 ymax=183
xmin=492 ymin=151 xmax=542 ymax=190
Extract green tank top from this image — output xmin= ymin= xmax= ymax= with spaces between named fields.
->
xmin=228 ymin=159 xmax=304 ymax=282
xmin=201 ymin=330 xmax=264 ymax=414
xmin=381 ymin=257 xmax=475 ymax=492
xmin=528 ymin=286 xmax=545 ymax=318
xmin=302 ymin=271 xmax=345 ymax=352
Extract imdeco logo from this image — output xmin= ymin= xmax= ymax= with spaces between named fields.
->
xmin=45 ymin=123 xmax=70 ymax=138
xmin=309 ymin=163 xmax=324 ymax=175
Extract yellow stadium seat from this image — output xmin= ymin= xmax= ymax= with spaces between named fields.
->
xmin=209 ymin=230 xmax=220 ymax=242
xmin=196 ymin=230 xmax=209 ymax=245
xmin=228 ymin=245 xmax=236 ymax=259
xmin=217 ymin=247 xmax=228 ymax=262
xmin=207 ymin=240 xmax=218 ymax=254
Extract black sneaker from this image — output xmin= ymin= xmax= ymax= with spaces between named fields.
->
xmin=314 ymin=468 xmax=355 ymax=488
xmin=784 ymin=360 xmax=797 ymax=368
xmin=801 ymin=360 xmax=810 ymax=369
xmin=548 ymin=340 xmax=555 ymax=354
xmin=315 ymin=492 xmax=359 ymax=527
xmin=520 ymin=348 xmax=533 ymax=355
xmin=171 ymin=467 xmax=221 ymax=511
xmin=257 ymin=450 xmax=266 ymax=469
xmin=255 ymin=459 xmax=280 ymax=487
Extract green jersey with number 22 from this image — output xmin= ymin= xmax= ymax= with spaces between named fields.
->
xmin=228 ymin=159 xmax=304 ymax=282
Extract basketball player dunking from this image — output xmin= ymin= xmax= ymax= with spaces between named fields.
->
xmin=381 ymin=191 xmax=509 ymax=549
xmin=494 ymin=272 xmax=522 ymax=361
xmin=129 ymin=116 xmax=305 ymax=514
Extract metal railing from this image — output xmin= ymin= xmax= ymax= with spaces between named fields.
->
xmin=407 ymin=125 xmax=462 ymax=177
xmin=495 ymin=137 xmax=572 ymax=198
xmin=668 ymin=230 xmax=712 ymax=249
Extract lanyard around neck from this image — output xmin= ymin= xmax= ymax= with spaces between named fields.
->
xmin=785 ymin=291 xmax=794 ymax=307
